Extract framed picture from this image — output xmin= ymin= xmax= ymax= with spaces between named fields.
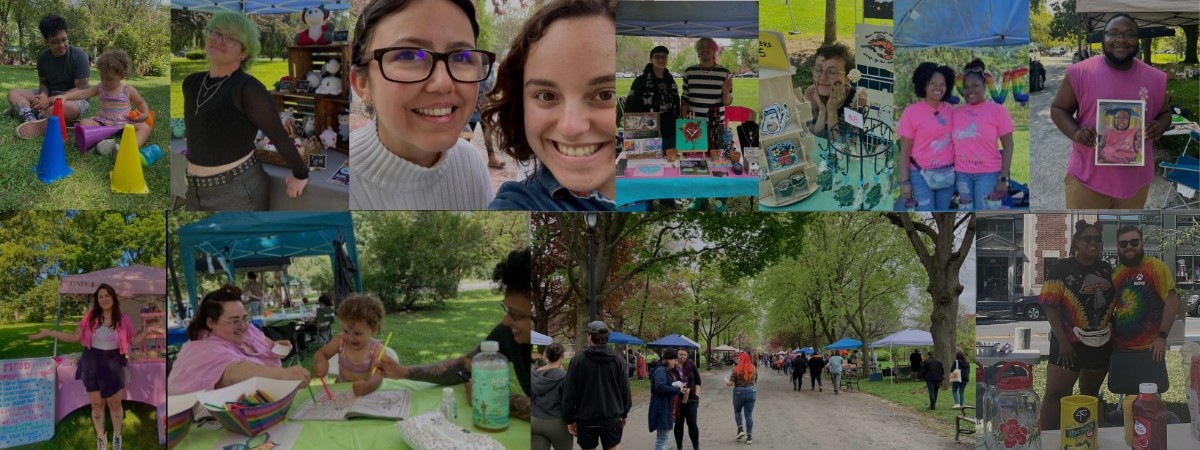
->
xmin=308 ymin=154 xmax=327 ymax=170
xmin=622 ymin=112 xmax=660 ymax=133
xmin=296 ymin=80 xmax=311 ymax=93
xmin=678 ymin=159 xmax=710 ymax=176
xmin=333 ymin=30 xmax=349 ymax=42
xmin=676 ymin=117 xmax=709 ymax=151
xmin=1095 ymin=99 xmax=1145 ymax=166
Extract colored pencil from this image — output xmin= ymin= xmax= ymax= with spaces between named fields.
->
xmin=306 ymin=383 xmax=318 ymax=404
xmin=319 ymin=375 xmax=333 ymax=400
xmin=368 ymin=332 xmax=394 ymax=377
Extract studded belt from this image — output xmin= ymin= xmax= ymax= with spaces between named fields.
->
xmin=187 ymin=155 xmax=260 ymax=188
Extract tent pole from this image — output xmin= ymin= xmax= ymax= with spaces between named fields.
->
xmin=54 ymin=294 xmax=62 ymax=357
xmin=786 ymin=0 xmax=799 ymax=35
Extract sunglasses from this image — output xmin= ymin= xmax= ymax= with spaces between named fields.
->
xmin=1118 ymin=239 xmax=1141 ymax=249
xmin=1079 ymin=235 xmax=1103 ymax=244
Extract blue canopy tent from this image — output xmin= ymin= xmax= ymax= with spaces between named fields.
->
xmin=171 ymin=0 xmax=349 ymax=14
xmin=609 ymin=331 xmax=645 ymax=346
xmin=824 ymin=337 xmax=865 ymax=351
xmin=894 ymin=0 xmax=1029 ymax=48
xmin=646 ymin=334 xmax=701 ymax=349
xmin=793 ymin=346 xmax=815 ymax=354
xmin=616 ymin=0 xmax=759 ymax=39
xmin=178 ymin=212 xmax=362 ymax=310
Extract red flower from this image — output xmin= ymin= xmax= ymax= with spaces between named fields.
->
xmin=999 ymin=418 xmax=1029 ymax=448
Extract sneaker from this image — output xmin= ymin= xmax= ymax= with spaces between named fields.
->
xmin=96 ymin=139 xmax=116 ymax=156
xmin=819 ymin=387 xmax=822 ymax=392
xmin=746 ymin=435 xmax=752 ymax=445
xmin=112 ymin=435 xmax=122 ymax=450
xmin=16 ymin=117 xmax=47 ymax=140
xmin=953 ymin=403 xmax=962 ymax=408
xmin=735 ymin=428 xmax=745 ymax=441
xmin=96 ymin=435 xmax=107 ymax=450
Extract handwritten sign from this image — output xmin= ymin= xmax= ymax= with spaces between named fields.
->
xmin=844 ymin=108 xmax=865 ymax=129
xmin=0 ymin=358 xmax=56 ymax=447
xmin=759 ymin=31 xmax=790 ymax=73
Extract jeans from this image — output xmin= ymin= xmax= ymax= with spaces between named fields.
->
xmin=910 ymin=167 xmax=954 ymax=211
xmin=927 ymin=380 xmax=941 ymax=408
xmin=955 ymin=171 xmax=1001 ymax=210
xmin=185 ymin=158 xmax=270 ymax=211
xmin=654 ymin=428 xmax=671 ymax=450
xmin=732 ymin=386 xmax=756 ymax=436
xmin=831 ymin=372 xmax=842 ymax=392
xmin=951 ymin=381 xmax=966 ymax=405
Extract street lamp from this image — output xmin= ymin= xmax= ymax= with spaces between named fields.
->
xmin=708 ymin=304 xmax=714 ymax=364
xmin=584 ymin=213 xmax=599 ymax=322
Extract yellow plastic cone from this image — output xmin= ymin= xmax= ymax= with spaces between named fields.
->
xmin=110 ymin=124 xmax=149 ymax=194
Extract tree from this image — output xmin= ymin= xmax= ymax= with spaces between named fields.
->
xmin=718 ymin=49 xmax=739 ymax=73
xmin=1049 ymin=0 xmax=1081 ymax=45
xmin=616 ymin=36 xmax=654 ymax=74
xmin=359 ymin=212 xmax=487 ymax=311
xmin=729 ymin=38 xmax=758 ymax=71
xmin=669 ymin=46 xmax=697 ymax=75
xmin=1181 ymin=25 xmax=1198 ymax=64
xmin=885 ymin=212 xmax=976 ymax=389
xmin=1030 ymin=4 xmax=1054 ymax=46
xmin=823 ymin=0 xmax=837 ymax=45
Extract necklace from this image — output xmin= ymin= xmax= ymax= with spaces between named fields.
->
xmin=195 ymin=73 xmax=229 ymax=112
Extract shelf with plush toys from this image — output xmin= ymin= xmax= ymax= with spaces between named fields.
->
xmin=268 ymin=6 xmax=351 ymax=154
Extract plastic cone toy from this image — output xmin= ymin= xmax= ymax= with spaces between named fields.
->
xmin=34 ymin=116 xmax=72 ymax=184
xmin=110 ymin=124 xmax=148 ymax=194
xmin=52 ymin=98 xmax=67 ymax=141
xmin=74 ymin=124 xmax=121 ymax=153
xmin=128 ymin=110 xmax=156 ymax=128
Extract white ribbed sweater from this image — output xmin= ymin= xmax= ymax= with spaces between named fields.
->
xmin=349 ymin=121 xmax=493 ymax=210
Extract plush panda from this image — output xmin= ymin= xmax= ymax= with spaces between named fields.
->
xmin=296 ymin=6 xmax=333 ymax=45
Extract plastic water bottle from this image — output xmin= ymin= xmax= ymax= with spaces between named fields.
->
xmin=471 ymin=340 xmax=509 ymax=432
xmin=440 ymin=387 xmax=457 ymax=422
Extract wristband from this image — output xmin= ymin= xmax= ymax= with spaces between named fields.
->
xmin=1157 ymin=330 xmax=1169 ymax=339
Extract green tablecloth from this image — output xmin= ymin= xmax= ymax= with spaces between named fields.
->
xmin=174 ymin=378 xmax=529 ymax=449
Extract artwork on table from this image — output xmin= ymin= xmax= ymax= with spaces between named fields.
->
xmin=328 ymin=160 xmax=349 ymax=186
xmin=766 ymin=140 xmax=800 ymax=172
xmin=1095 ymin=99 xmax=1145 ymax=166
xmin=761 ymin=103 xmax=791 ymax=136
xmin=678 ymin=159 xmax=710 ymax=176
xmin=629 ymin=161 xmax=666 ymax=177
xmin=308 ymin=154 xmax=327 ymax=170
xmin=623 ymin=112 xmax=660 ymax=133
xmin=744 ymin=147 xmax=761 ymax=174
xmin=676 ymin=117 xmax=709 ymax=151
xmin=622 ymin=137 xmax=663 ymax=159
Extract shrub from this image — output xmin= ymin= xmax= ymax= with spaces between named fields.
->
xmin=185 ymin=49 xmax=206 ymax=60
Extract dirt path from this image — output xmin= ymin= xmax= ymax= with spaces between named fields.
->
xmin=1028 ymin=56 xmax=1171 ymax=210
xmin=619 ymin=366 xmax=971 ymax=449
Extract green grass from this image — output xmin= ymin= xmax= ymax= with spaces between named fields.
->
xmin=1011 ymin=125 xmax=1030 ymax=184
xmin=760 ymin=0 xmax=861 ymax=47
xmin=170 ymin=57 xmax=291 ymax=119
xmin=1151 ymin=53 xmax=1185 ymax=65
xmin=1163 ymin=77 xmax=1199 ymax=162
xmin=0 ymin=322 xmax=159 ymax=450
xmin=1030 ymin=352 xmax=1191 ymax=424
xmin=859 ymin=374 xmax=978 ymax=438
xmin=0 ymin=66 xmax=171 ymax=209
xmin=617 ymin=77 xmax=758 ymax=115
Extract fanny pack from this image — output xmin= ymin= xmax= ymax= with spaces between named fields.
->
xmin=912 ymin=158 xmax=955 ymax=190
xmin=1072 ymin=325 xmax=1111 ymax=348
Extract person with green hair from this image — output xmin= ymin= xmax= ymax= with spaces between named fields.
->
xmin=181 ymin=11 xmax=309 ymax=210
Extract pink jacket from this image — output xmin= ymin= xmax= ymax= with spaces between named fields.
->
xmin=78 ymin=310 xmax=136 ymax=355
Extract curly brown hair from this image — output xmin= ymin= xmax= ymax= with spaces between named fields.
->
xmin=481 ymin=0 xmax=615 ymax=162
xmin=96 ymin=49 xmax=131 ymax=78
xmin=337 ymin=294 xmax=386 ymax=332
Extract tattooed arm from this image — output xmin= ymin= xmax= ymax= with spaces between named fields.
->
xmin=510 ymin=394 xmax=531 ymax=421
xmin=375 ymin=347 xmax=532 ymax=421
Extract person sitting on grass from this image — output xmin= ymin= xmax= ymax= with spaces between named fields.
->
xmin=312 ymin=293 xmax=395 ymax=397
xmin=9 ymin=14 xmax=90 ymax=139
xmin=51 ymin=49 xmax=152 ymax=154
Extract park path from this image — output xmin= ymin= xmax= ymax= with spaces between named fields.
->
xmin=619 ymin=365 xmax=971 ymax=449
xmin=1028 ymin=56 xmax=1171 ymax=210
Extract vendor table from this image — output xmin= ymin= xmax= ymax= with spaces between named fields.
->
xmin=760 ymin=137 xmax=893 ymax=211
xmin=253 ymin=312 xmax=315 ymax=325
xmin=615 ymin=157 xmax=757 ymax=206
xmin=173 ymin=378 xmax=530 ymax=450
xmin=170 ymin=138 xmax=348 ymax=211
xmin=977 ymin=423 xmax=1196 ymax=449
xmin=56 ymin=359 xmax=166 ymax=422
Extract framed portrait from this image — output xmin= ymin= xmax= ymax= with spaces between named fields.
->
xmin=1095 ymin=99 xmax=1145 ymax=166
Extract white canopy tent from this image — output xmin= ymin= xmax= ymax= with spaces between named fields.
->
xmin=870 ymin=329 xmax=934 ymax=383
xmin=171 ymin=0 xmax=349 ymax=14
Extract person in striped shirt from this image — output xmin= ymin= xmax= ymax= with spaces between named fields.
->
xmin=679 ymin=38 xmax=733 ymax=123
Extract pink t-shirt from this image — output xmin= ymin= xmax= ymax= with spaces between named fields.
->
xmin=166 ymin=325 xmax=280 ymax=394
xmin=951 ymin=101 xmax=1014 ymax=174
xmin=898 ymin=101 xmax=955 ymax=170
xmin=1067 ymin=56 xmax=1166 ymax=198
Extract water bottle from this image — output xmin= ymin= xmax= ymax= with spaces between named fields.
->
xmin=471 ymin=340 xmax=509 ymax=432
xmin=440 ymin=387 xmax=457 ymax=422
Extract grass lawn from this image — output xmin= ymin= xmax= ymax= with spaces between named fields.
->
xmin=618 ymin=77 xmax=758 ymax=115
xmin=1162 ymin=77 xmax=1199 ymax=162
xmin=760 ymin=0 xmax=860 ymax=49
xmin=859 ymin=373 xmax=978 ymax=438
xmin=0 ymin=322 xmax=159 ymax=450
xmin=1011 ymin=125 xmax=1030 ymax=184
xmin=0 ymin=66 xmax=170 ymax=209
xmin=170 ymin=57 xmax=291 ymax=119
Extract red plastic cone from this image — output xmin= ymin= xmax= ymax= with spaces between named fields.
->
xmin=52 ymin=98 xmax=67 ymax=141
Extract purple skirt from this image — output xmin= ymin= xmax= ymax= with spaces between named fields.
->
xmin=76 ymin=347 xmax=127 ymax=398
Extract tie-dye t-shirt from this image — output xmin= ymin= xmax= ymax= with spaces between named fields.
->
xmin=1038 ymin=258 xmax=1115 ymax=343
xmin=898 ymin=101 xmax=955 ymax=170
xmin=1113 ymin=256 xmax=1176 ymax=351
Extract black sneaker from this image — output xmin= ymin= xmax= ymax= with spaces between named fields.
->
xmin=746 ymin=435 xmax=752 ymax=445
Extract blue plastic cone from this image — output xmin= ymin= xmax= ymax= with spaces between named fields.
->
xmin=34 ymin=116 xmax=72 ymax=184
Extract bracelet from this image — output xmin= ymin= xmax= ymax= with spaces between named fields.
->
xmin=1157 ymin=330 xmax=1169 ymax=339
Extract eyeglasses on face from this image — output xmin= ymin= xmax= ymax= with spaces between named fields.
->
xmin=1118 ymin=238 xmax=1142 ymax=248
xmin=815 ymin=67 xmax=844 ymax=79
xmin=499 ymin=301 xmax=530 ymax=321
xmin=219 ymin=315 xmax=251 ymax=326
xmin=208 ymin=29 xmax=241 ymax=47
xmin=371 ymin=47 xmax=496 ymax=83
xmin=1104 ymin=30 xmax=1138 ymax=42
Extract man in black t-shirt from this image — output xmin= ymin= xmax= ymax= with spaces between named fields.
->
xmin=8 ymin=15 xmax=91 ymax=139
xmin=375 ymin=249 xmax=533 ymax=420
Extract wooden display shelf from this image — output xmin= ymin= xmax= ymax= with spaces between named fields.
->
xmin=272 ymin=91 xmax=350 ymax=153
xmin=286 ymin=44 xmax=350 ymax=94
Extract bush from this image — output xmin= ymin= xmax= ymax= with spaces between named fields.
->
xmin=185 ymin=49 xmax=206 ymax=60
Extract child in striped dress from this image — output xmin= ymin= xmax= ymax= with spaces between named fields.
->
xmin=312 ymin=294 xmax=394 ymax=396
xmin=52 ymin=49 xmax=152 ymax=152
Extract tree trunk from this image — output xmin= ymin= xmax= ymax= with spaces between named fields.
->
xmin=1182 ymin=25 xmax=1198 ymax=64
xmin=824 ymin=0 xmax=837 ymax=45
xmin=575 ymin=301 xmax=591 ymax=354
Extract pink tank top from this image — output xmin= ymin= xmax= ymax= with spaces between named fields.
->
xmin=1067 ymin=56 xmax=1166 ymax=199
xmin=337 ymin=338 xmax=381 ymax=382
xmin=97 ymin=85 xmax=132 ymax=127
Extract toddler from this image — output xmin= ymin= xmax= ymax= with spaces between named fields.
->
xmin=313 ymin=294 xmax=394 ymax=396
xmin=52 ymin=49 xmax=152 ymax=152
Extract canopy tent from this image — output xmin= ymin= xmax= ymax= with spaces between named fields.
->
xmin=177 ymin=212 xmax=362 ymax=311
xmin=194 ymin=255 xmax=292 ymax=274
xmin=56 ymin=265 xmax=167 ymax=356
xmin=894 ymin=0 xmax=1029 ymax=48
xmin=824 ymin=337 xmax=865 ymax=351
xmin=871 ymin=328 xmax=935 ymax=382
xmin=532 ymin=330 xmax=552 ymax=346
xmin=1075 ymin=0 xmax=1199 ymax=33
xmin=793 ymin=346 xmax=814 ymax=354
xmin=713 ymin=345 xmax=738 ymax=352
xmin=609 ymin=331 xmax=645 ymax=346
xmin=645 ymin=334 xmax=701 ymax=349
xmin=616 ymin=0 xmax=759 ymax=38
xmin=171 ymin=0 xmax=349 ymax=14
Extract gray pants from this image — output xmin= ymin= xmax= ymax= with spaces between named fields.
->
xmin=831 ymin=372 xmax=842 ymax=392
xmin=532 ymin=416 xmax=573 ymax=450
xmin=185 ymin=159 xmax=269 ymax=211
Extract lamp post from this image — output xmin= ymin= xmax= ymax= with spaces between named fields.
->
xmin=708 ymin=304 xmax=714 ymax=365
xmin=584 ymin=213 xmax=599 ymax=322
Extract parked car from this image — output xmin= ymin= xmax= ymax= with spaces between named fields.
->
xmin=1030 ymin=58 xmax=1047 ymax=92
xmin=1186 ymin=290 xmax=1200 ymax=317
xmin=1013 ymin=295 xmax=1044 ymax=320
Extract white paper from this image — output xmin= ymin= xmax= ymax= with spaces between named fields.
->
xmin=291 ymin=390 xmax=410 ymax=421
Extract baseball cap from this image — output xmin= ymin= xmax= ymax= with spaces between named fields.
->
xmin=586 ymin=321 xmax=609 ymax=334
xmin=651 ymin=45 xmax=669 ymax=56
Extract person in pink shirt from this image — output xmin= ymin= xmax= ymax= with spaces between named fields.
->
xmin=166 ymin=285 xmax=310 ymax=396
xmin=1098 ymin=108 xmax=1142 ymax=164
xmin=27 ymin=283 xmax=162 ymax=450
xmin=898 ymin=62 xmax=957 ymax=211
xmin=1051 ymin=14 xmax=1171 ymax=209
xmin=951 ymin=59 xmax=1015 ymax=210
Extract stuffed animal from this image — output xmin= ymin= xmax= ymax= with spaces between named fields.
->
xmin=322 ymin=58 xmax=340 ymax=78
xmin=315 ymin=76 xmax=343 ymax=96
xmin=170 ymin=118 xmax=186 ymax=139
xmin=296 ymin=6 xmax=333 ymax=45
xmin=303 ymin=115 xmax=316 ymax=137
xmin=305 ymin=70 xmax=323 ymax=93
xmin=280 ymin=108 xmax=297 ymax=139
xmin=338 ymin=114 xmax=349 ymax=140
xmin=320 ymin=126 xmax=338 ymax=148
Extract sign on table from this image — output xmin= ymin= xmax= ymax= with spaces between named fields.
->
xmin=0 ymin=358 xmax=56 ymax=447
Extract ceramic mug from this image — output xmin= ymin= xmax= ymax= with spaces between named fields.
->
xmin=790 ymin=173 xmax=807 ymax=189
xmin=775 ymin=180 xmax=794 ymax=198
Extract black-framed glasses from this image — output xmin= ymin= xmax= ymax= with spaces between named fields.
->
xmin=371 ymin=47 xmax=496 ymax=83
xmin=499 ymin=301 xmax=530 ymax=321
xmin=1104 ymin=30 xmax=1139 ymax=42
xmin=1118 ymin=238 xmax=1142 ymax=248
xmin=1079 ymin=235 xmax=1103 ymax=244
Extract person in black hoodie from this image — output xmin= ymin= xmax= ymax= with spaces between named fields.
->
xmin=909 ymin=349 xmax=923 ymax=381
xmin=673 ymin=348 xmax=702 ymax=450
xmin=532 ymin=343 xmax=571 ymax=450
xmin=563 ymin=321 xmax=632 ymax=450
xmin=921 ymin=351 xmax=945 ymax=410
xmin=790 ymin=352 xmax=806 ymax=391
xmin=807 ymin=352 xmax=826 ymax=391
xmin=624 ymin=45 xmax=680 ymax=150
